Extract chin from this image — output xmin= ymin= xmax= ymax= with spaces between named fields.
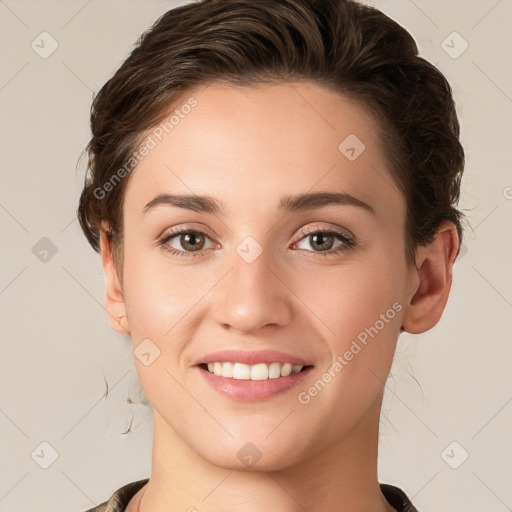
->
xmin=193 ymin=431 xmax=306 ymax=473
xmin=207 ymin=448 xmax=300 ymax=473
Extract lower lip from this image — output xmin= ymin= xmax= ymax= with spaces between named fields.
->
xmin=196 ymin=365 xmax=314 ymax=402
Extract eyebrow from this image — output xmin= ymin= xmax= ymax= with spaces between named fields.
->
xmin=143 ymin=191 xmax=375 ymax=216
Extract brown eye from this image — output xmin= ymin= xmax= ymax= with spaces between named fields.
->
xmin=159 ymin=228 xmax=214 ymax=257
xmin=177 ymin=232 xmax=206 ymax=251
xmin=293 ymin=228 xmax=356 ymax=256
xmin=308 ymin=232 xmax=335 ymax=251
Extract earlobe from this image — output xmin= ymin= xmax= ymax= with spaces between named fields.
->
xmin=99 ymin=222 xmax=130 ymax=335
xmin=401 ymin=221 xmax=459 ymax=335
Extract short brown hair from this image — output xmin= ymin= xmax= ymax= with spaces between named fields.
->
xmin=77 ymin=0 xmax=465 ymax=273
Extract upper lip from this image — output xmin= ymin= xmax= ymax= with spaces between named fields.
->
xmin=194 ymin=349 xmax=313 ymax=366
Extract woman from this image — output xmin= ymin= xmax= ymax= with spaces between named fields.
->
xmin=77 ymin=0 xmax=465 ymax=510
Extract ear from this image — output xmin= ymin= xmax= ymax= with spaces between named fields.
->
xmin=99 ymin=221 xmax=130 ymax=335
xmin=402 ymin=220 xmax=460 ymax=334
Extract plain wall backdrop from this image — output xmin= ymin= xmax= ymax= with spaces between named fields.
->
xmin=1 ymin=0 xmax=511 ymax=511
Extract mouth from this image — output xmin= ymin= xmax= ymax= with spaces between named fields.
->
xmin=193 ymin=348 xmax=315 ymax=401
xmin=198 ymin=361 xmax=314 ymax=380
xmin=195 ymin=360 xmax=315 ymax=402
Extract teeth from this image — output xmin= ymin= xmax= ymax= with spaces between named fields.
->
xmin=268 ymin=362 xmax=281 ymax=379
xmin=205 ymin=362 xmax=304 ymax=380
xmin=221 ymin=362 xmax=234 ymax=378
xmin=281 ymin=363 xmax=292 ymax=377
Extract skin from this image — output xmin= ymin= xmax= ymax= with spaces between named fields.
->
xmin=99 ymin=81 xmax=459 ymax=512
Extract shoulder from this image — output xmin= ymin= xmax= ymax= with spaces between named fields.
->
xmin=81 ymin=478 xmax=149 ymax=512
xmin=380 ymin=483 xmax=419 ymax=512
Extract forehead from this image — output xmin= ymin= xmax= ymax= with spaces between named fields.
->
xmin=124 ymin=80 xmax=403 ymax=223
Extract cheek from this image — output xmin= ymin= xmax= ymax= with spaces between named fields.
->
xmin=304 ymin=245 xmax=406 ymax=394
xmin=307 ymin=257 xmax=404 ymax=342
xmin=122 ymin=234 xmax=207 ymax=331
xmin=296 ymin=258 xmax=404 ymax=420
xmin=121 ymin=248 xmax=204 ymax=410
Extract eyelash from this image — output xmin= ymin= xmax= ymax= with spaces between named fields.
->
xmin=158 ymin=225 xmax=356 ymax=259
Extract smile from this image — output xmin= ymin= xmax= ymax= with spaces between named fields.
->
xmin=202 ymin=361 xmax=304 ymax=380
xmin=197 ymin=363 xmax=314 ymax=401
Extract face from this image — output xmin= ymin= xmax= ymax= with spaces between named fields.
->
xmin=117 ymin=81 xmax=415 ymax=470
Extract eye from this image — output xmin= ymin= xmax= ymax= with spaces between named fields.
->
xmin=158 ymin=225 xmax=356 ymax=259
xmin=293 ymin=226 xmax=356 ymax=256
xmin=158 ymin=227 xmax=215 ymax=258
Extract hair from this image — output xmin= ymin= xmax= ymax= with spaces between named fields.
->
xmin=77 ymin=0 xmax=465 ymax=276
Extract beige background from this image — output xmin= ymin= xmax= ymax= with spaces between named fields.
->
xmin=1 ymin=0 xmax=511 ymax=511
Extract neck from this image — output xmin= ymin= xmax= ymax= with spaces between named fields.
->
xmin=137 ymin=393 xmax=395 ymax=512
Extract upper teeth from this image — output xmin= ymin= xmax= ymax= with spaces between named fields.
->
xmin=206 ymin=362 xmax=303 ymax=380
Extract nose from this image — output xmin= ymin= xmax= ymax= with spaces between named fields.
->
xmin=211 ymin=242 xmax=293 ymax=336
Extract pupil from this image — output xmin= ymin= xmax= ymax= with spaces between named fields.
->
xmin=312 ymin=233 xmax=332 ymax=250
xmin=183 ymin=233 xmax=203 ymax=250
